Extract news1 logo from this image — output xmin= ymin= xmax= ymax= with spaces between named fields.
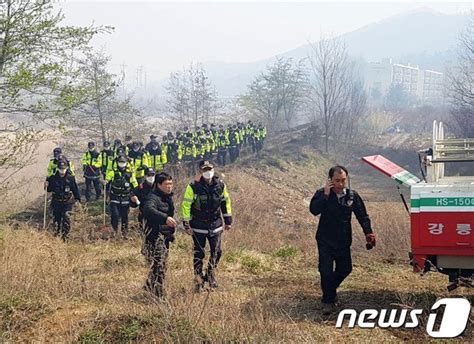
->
xmin=336 ymin=298 xmax=471 ymax=338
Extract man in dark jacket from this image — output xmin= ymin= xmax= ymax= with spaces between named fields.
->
xmin=46 ymin=159 xmax=81 ymax=241
xmin=131 ymin=168 xmax=156 ymax=226
xmin=181 ymin=160 xmax=232 ymax=292
xmin=105 ymin=155 xmax=138 ymax=239
xmin=309 ymin=165 xmax=376 ymax=315
xmin=142 ymin=172 xmax=176 ymax=299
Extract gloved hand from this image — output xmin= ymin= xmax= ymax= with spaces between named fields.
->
xmin=366 ymin=233 xmax=376 ymax=250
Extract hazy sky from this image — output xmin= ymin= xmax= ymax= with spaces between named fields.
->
xmin=60 ymin=1 xmax=472 ymax=83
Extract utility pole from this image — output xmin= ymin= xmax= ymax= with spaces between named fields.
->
xmin=136 ymin=65 xmax=144 ymax=88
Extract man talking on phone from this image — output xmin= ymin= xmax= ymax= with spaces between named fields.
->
xmin=309 ymin=165 xmax=376 ymax=315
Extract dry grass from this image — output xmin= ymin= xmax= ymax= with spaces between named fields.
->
xmin=1 ymin=144 xmax=473 ymax=343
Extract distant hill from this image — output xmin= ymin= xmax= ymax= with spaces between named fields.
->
xmin=150 ymin=9 xmax=469 ymax=98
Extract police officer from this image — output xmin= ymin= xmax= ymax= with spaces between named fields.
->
xmin=129 ymin=141 xmax=149 ymax=184
xmin=146 ymin=139 xmax=167 ymax=173
xmin=144 ymin=135 xmax=158 ymax=152
xmin=46 ymin=160 xmax=81 ymax=241
xmin=228 ymin=127 xmax=240 ymax=163
xmin=181 ymin=160 xmax=232 ymax=292
xmin=106 ymin=155 xmax=138 ymax=239
xmin=309 ymin=165 xmax=376 ymax=315
xmin=82 ymin=141 xmax=102 ymax=201
xmin=46 ymin=148 xmax=75 ymax=180
xmin=100 ymin=141 xmax=114 ymax=177
xmin=142 ymin=172 xmax=176 ymax=299
xmin=216 ymin=131 xmax=229 ymax=166
xmin=166 ymin=134 xmax=181 ymax=165
xmin=113 ymin=138 xmax=127 ymax=157
xmin=182 ymin=137 xmax=197 ymax=176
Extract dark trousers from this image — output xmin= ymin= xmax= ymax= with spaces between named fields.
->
xmin=218 ymin=150 xmax=227 ymax=166
xmin=52 ymin=202 xmax=72 ymax=240
xmin=109 ymin=203 xmax=129 ymax=235
xmin=85 ymin=177 xmax=101 ymax=201
xmin=145 ymin=230 xmax=171 ymax=297
xmin=250 ymin=139 xmax=256 ymax=153
xmin=229 ymin=146 xmax=237 ymax=163
xmin=317 ymin=241 xmax=352 ymax=304
xmin=192 ymin=232 xmax=222 ymax=278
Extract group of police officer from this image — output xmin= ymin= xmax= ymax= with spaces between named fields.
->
xmin=43 ymin=121 xmax=261 ymax=298
xmin=44 ymin=120 xmax=264 ymax=238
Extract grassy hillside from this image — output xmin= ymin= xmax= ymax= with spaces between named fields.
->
xmin=1 ymin=134 xmax=472 ymax=342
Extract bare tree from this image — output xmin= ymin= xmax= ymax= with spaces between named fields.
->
xmin=166 ymin=63 xmax=218 ymax=128
xmin=306 ymin=37 xmax=352 ymax=152
xmin=239 ymin=57 xmax=306 ymax=131
xmin=0 ymin=0 xmax=108 ymax=195
xmin=59 ymin=50 xmax=141 ymax=145
xmin=448 ymin=15 xmax=474 ymax=137
xmin=343 ymin=78 xmax=368 ymax=143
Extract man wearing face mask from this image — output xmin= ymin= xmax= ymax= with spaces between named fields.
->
xmin=129 ymin=141 xmax=149 ymax=184
xmin=131 ymin=168 xmax=157 ymax=254
xmin=106 ymin=155 xmax=138 ymax=239
xmin=45 ymin=148 xmax=76 ymax=189
xmin=309 ymin=165 xmax=375 ymax=315
xmin=181 ymin=160 xmax=232 ymax=292
xmin=113 ymin=139 xmax=128 ymax=157
xmin=142 ymin=172 xmax=176 ymax=299
xmin=82 ymin=141 xmax=103 ymax=201
xmin=146 ymin=138 xmax=167 ymax=173
xmin=181 ymin=137 xmax=197 ymax=176
xmin=100 ymin=141 xmax=115 ymax=178
xmin=46 ymin=159 xmax=81 ymax=241
xmin=144 ymin=135 xmax=157 ymax=152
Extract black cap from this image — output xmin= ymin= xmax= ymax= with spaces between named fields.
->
xmin=117 ymin=155 xmax=127 ymax=163
xmin=53 ymin=147 xmax=61 ymax=154
xmin=88 ymin=141 xmax=95 ymax=149
xmin=103 ymin=140 xmax=110 ymax=147
xmin=199 ymin=160 xmax=214 ymax=170
xmin=150 ymin=134 xmax=157 ymax=140
xmin=114 ymin=138 xmax=121 ymax=145
xmin=57 ymin=160 xmax=68 ymax=169
xmin=144 ymin=167 xmax=156 ymax=176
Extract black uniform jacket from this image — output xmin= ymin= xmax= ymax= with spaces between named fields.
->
xmin=47 ymin=172 xmax=81 ymax=204
xmin=143 ymin=188 xmax=175 ymax=236
xmin=309 ymin=188 xmax=372 ymax=249
xmin=131 ymin=182 xmax=154 ymax=212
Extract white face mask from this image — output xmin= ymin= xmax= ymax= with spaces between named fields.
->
xmin=59 ymin=168 xmax=67 ymax=175
xmin=118 ymin=162 xmax=126 ymax=168
xmin=145 ymin=176 xmax=155 ymax=184
xmin=202 ymin=170 xmax=214 ymax=179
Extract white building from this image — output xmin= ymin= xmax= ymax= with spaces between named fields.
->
xmin=366 ymin=58 xmax=445 ymax=104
